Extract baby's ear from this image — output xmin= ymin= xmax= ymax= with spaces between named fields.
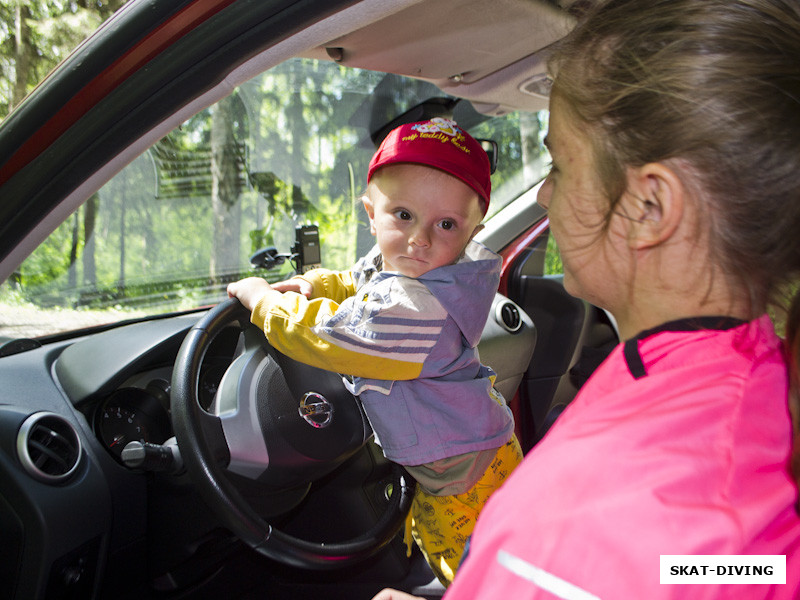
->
xmin=470 ymin=223 xmax=485 ymax=240
xmin=361 ymin=194 xmax=377 ymax=235
xmin=361 ymin=194 xmax=374 ymax=217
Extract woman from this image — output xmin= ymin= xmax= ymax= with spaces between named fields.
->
xmin=375 ymin=0 xmax=800 ymax=597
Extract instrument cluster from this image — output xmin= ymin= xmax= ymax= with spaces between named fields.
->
xmin=93 ymin=358 xmax=231 ymax=465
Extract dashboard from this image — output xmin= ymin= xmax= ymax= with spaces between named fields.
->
xmin=0 ymin=293 xmax=535 ymax=599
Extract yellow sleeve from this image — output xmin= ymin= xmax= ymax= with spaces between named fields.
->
xmin=250 ymin=290 xmax=423 ymax=381
xmin=295 ymin=268 xmax=356 ymax=303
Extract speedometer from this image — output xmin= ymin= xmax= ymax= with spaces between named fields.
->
xmin=99 ymin=404 xmax=148 ymax=455
xmin=96 ymin=387 xmax=170 ymax=462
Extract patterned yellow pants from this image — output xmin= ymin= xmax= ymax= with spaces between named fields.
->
xmin=406 ymin=435 xmax=523 ymax=586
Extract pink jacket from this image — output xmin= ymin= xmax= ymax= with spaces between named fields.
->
xmin=444 ymin=315 xmax=800 ymax=599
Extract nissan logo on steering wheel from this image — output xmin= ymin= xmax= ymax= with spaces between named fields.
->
xmin=298 ymin=392 xmax=334 ymax=429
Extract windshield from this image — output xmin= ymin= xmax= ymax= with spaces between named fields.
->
xmin=0 ymin=58 xmax=549 ymax=340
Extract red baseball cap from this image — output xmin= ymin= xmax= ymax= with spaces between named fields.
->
xmin=367 ymin=118 xmax=491 ymax=214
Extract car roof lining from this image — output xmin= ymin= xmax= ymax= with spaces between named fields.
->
xmin=297 ymin=0 xmax=572 ymax=113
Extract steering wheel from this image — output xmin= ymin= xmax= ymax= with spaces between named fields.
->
xmin=170 ymin=297 xmax=415 ymax=569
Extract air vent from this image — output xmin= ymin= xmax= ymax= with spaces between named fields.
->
xmin=16 ymin=412 xmax=82 ymax=484
xmin=495 ymin=300 xmax=523 ymax=333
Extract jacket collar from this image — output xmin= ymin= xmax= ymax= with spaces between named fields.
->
xmin=623 ymin=316 xmax=747 ymax=379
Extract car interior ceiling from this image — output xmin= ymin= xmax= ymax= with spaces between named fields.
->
xmin=297 ymin=0 xmax=573 ymax=116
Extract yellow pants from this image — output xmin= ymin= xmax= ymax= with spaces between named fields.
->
xmin=406 ymin=435 xmax=523 ymax=586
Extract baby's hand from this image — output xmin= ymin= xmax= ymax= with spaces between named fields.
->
xmin=227 ymin=277 xmax=275 ymax=311
xmin=270 ymin=277 xmax=313 ymax=298
xmin=371 ymin=590 xmax=424 ymax=600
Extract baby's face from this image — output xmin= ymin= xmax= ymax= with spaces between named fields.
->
xmin=363 ymin=163 xmax=485 ymax=278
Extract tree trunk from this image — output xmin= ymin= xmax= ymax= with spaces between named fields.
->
xmin=287 ymin=63 xmax=309 ymax=217
xmin=520 ymin=112 xmax=545 ymax=188
xmin=83 ymin=194 xmax=98 ymax=288
xmin=11 ymin=3 xmax=34 ymax=110
xmin=118 ymin=197 xmax=126 ymax=293
xmin=68 ymin=212 xmax=79 ymax=288
xmin=210 ymin=97 xmax=242 ymax=284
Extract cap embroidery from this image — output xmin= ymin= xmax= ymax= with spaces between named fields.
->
xmin=412 ymin=117 xmax=459 ymax=136
xmin=408 ymin=118 xmax=471 ymax=154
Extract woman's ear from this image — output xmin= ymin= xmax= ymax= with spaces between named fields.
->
xmin=620 ymin=162 xmax=685 ymax=250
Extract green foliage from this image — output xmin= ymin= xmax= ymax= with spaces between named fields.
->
xmin=0 ymin=0 xmax=125 ymax=116
xmin=18 ymin=215 xmax=76 ymax=287
xmin=306 ymin=171 xmax=363 ymax=270
xmin=544 ymin=234 xmax=563 ymax=275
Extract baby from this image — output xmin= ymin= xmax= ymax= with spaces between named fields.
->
xmin=228 ymin=118 xmax=521 ymax=585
